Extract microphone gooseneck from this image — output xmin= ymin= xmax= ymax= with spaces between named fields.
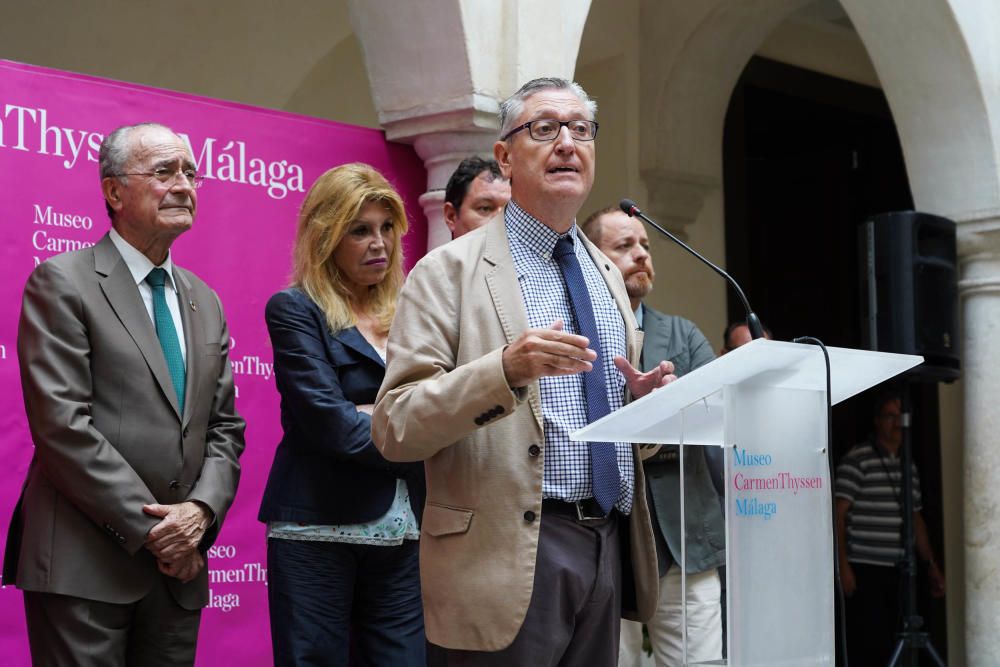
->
xmin=619 ymin=198 xmax=765 ymax=340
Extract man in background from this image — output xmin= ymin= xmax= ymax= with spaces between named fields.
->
xmin=836 ymin=390 xmax=945 ymax=666
xmin=3 ymin=122 xmax=245 ymax=666
xmin=443 ymin=155 xmax=511 ymax=238
xmin=582 ymin=205 xmax=725 ymax=666
xmin=720 ymin=319 xmax=771 ymax=353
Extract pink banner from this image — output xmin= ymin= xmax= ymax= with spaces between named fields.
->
xmin=0 ymin=60 xmax=427 ymax=666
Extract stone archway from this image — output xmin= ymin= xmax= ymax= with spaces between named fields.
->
xmin=639 ymin=1 xmax=1000 ymax=663
xmin=836 ymin=3 xmax=1000 ymax=664
xmin=638 ymin=0 xmax=811 ymax=233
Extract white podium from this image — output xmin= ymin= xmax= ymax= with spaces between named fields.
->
xmin=572 ymin=339 xmax=923 ymax=666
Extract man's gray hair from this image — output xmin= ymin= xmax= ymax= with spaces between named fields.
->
xmin=99 ymin=122 xmax=178 ymax=220
xmin=498 ymin=77 xmax=597 ymax=139
xmin=99 ymin=122 xmax=177 ymax=181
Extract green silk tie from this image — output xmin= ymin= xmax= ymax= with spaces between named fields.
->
xmin=146 ymin=268 xmax=186 ymax=414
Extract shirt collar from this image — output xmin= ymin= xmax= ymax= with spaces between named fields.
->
xmin=870 ymin=436 xmax=899 ymax=460
xmin=634 ymin=303 xmax=644 ymax=329
xmin=504 ymin=199 xmax=579 ymax=262
xmin=108 ymin=228 xmax=177 ymax=292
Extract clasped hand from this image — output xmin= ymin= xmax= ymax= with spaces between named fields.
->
xmin=143 ymin=500 xmax=211 ymax=583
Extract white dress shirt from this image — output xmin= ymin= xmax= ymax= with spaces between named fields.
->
xmin=108 ymin=228 xmax=187 ymax=364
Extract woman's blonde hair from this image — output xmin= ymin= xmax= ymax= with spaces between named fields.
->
xmin=291 ymin=163 xmax=408 ymax=334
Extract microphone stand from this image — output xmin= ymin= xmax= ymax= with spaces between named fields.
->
xmin=619 ymin=199 xmax=765 ymax=340
xmin=619 ymin=197 xmax=764 ymax=663
xmin=619 ymin=199 xmax=857 ymax=665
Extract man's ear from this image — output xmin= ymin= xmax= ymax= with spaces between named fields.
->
xmin=101 ymin=177 xmax=124 ymax=213
xmin=443 ymin=202 xmax=458 ymax=233
xmin=494 ymin=140 xmax=512 ymax=179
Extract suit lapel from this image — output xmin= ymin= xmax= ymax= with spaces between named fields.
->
xmin=482 ymin=216 xmax=543 ymax=429
xmin=95 ymin=234 xmax=182 ymax=420
xmin=174 ymin=267 xmax=200 ymax=427
xmin=482 ymin=217 xmax=528 ymax=346
xmin=335 ymin=327 xmax=386 ymax=368
xmin=639 ymin=306 xmax=669 ymax=374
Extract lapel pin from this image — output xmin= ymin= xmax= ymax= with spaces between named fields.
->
xmin=189 ymin=300 xmax=197 ymax=311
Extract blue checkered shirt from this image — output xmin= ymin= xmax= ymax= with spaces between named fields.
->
xmin=505 ymin=201 xmax=634 ymax=514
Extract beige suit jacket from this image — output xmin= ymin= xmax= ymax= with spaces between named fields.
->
xmin=373 ymin=215 xmax=659 ymax=651
xmin=2 ymin=233 xmax=245 ymax=610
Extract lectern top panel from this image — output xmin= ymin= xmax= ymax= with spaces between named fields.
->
xmin=570 ymin=339 xmax=922 ymax=445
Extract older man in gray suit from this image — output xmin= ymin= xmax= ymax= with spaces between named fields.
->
xmin=2 ymin=122 xmax=245 ymax=666
xmin=582 ymin=206 xmax=725 ymax=666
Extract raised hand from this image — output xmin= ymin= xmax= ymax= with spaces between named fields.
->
xmin=613 ymin=356 xmax=676 ymax=399
xmin=502 ymin=319 xmax=597 ymax=388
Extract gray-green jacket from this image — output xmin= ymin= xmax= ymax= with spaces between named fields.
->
xmin=641 ymin=305 xmax=726 ymax=575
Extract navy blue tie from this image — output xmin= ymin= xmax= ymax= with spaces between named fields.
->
xmin=553 ymin=235 xmax=621 ymax=514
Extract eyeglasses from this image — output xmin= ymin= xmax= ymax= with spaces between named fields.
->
xmin=116 ymin=166 xmax=205 ymax=189
xmin=501 ymin=119 xmax=599 ymax=142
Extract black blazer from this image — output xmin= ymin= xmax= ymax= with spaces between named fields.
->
xmin=258 ymin=288 xmax=424 ymax=526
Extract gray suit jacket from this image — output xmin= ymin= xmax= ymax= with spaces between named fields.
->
xmin=641 ymin=305 xmax=726 ymax=574
xmin=373 ymin=216 xmax=659 ymax=651
xmin=2 ymin=233 xmax=245 ymax=610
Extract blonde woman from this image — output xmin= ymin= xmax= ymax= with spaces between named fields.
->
xmin=258 ymin=163 xmax=425 ymax=666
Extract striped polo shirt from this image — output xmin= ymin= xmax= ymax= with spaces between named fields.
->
xmin=834 ymin=439 xmax=922 ymax=567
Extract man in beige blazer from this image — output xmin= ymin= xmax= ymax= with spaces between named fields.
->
xmin=2 ymin=123 xmax=245 ymax=666
xmin=373 ymin=78 xmax=674 ymax=665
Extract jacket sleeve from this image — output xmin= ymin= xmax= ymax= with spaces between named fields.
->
xmin=186 ymin=288 xmax=246 ymax=547
xmin=17 ymin=260 xmax=159 ymax=555
xmin=265 ymin=290 xmax=414 ymax=475
xmin=373 ymin=253 xmax=524 ymax=462
xmin=685 ymin=319 xmax=716 ymax=372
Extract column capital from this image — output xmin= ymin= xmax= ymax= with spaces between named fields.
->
xmin=380 ymin=94 xmax=500 ymax=143
xmin=347 ymin=0 xmax=590 ymax=251
xmin=956 ymin=212 xmax=1000 ymax=297
xmin=410 ymin=129 xmax=499 ymax=250
xmin=411 ymin=130 xmax=499 ymax=188
xmin=639 ymin=168 xmax=720 ymax=238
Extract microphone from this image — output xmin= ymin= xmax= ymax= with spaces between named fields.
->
xmin=619 ymin=198 xmax=765 ymax=341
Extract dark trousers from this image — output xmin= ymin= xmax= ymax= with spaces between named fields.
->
xmin=846 ymin=562 xmax=903 ymax=667
xmin=22 ymin=574 xmax=201 ymax=667
xmin=443 ymin=506 xmax=622 ymax=667
xmin=267 ymin=537 xmax=425 ymax=667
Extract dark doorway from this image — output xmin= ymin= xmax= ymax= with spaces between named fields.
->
xmin=723 ymin=56 xmax=948 ymax=663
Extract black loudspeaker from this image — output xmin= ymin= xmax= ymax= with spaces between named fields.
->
xmin=859 ymin=211 xmax=960 ymax=381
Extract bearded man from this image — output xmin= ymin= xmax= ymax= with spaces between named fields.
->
xmin=582 ymin=206 xmax=725 ymax=667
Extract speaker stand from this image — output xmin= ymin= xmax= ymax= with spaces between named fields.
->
xmin=886 ymin=383 xmax=945 ymax=667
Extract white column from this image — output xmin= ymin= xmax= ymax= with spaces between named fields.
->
xmin=348 ymin=0 xmax=591 ymax=250
xmin=957 ymin=216 xmax=1000 ymax=666
xmin=390 ymin=125 xmax=497 ymax=250
xmin=379 ymin=101 xmax=501 ymax=250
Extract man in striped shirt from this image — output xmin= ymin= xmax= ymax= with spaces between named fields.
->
xmin=835 ymin=391 xmax=945 ymax=665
